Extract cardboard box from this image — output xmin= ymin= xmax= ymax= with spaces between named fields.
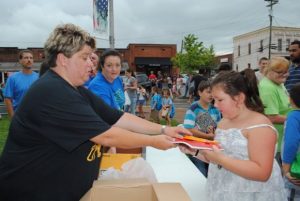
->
xmin=117 ymin=147 xmax=143 ymax=154
xmin=80 ymin=178 xmax=191 ymax=201
xmin=100 ymin=153 xmax=141 ymax=170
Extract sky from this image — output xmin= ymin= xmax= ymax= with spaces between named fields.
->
xmin=0 ymin=0 xmax=299 ymax=55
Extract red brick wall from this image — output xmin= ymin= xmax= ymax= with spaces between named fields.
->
xmin=0 ymin=44 xmax=177 ymax=73
xmin=127 ymin=44 xmax=177 ymax=70
xmin=0 ymin=47 xmax=45 ymax=62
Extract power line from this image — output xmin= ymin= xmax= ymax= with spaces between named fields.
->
xmin=264 ymin=0 xmax=279 ymax=59
xmin=116 ymin=4 xmax=267 ymax=42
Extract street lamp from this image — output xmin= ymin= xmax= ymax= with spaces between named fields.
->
xmin=264 ymin=0 xmax=279 ymax=59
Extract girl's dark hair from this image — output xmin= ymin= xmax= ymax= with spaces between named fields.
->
xmin=212 ymin=69 xmax=264 ymax=113
xmin=99 ymin=49 xmax=122 ymax=70
xmin=290 ymin=83 xmax=300 ymax=108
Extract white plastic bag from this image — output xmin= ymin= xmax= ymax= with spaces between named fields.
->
xmin=99 ymin=157 xmax=157 ymax=183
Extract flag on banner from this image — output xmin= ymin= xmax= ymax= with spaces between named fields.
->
xmin=93 ymin=0 xmax=109 ymax=39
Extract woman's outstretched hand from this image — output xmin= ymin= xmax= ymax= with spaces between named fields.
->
xmin=163 ymin=126 xmax=192 ymax=139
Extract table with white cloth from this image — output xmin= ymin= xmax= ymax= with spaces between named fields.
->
xmin=146 ymin=147 xmax=207 ymax=201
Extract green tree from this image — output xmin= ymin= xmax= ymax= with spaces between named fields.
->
xmin=171 ymin=34 xmax=215 ymax=73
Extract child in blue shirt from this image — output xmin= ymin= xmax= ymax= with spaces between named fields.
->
xmin=161 ymin=88 xmax=173 ymax=126
xmin=183 ymin=80 xmax=221 ymax=177
xmin=149 ymin=86 xmax=162 ymax=124
xmin=282 ymin=83 xmax=300 ymax=200
xmin=183 ymin=80 xmax=221 ymax=139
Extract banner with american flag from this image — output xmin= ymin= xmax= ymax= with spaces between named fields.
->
xmin=93 ymin=0 xmax=109 ymax=39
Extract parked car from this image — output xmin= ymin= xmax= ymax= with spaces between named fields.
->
xmin=120 ymin=74 xmax=151 ymax=92
xmin=136 ymin=73 xmax=152 ymax=92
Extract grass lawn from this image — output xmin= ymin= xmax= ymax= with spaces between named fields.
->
xmin=160 ymin=119 xmax=179 ymax=126
xmin=0 ymin=115 xmax=10 ymax=155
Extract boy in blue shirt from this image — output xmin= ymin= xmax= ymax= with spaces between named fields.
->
xmin=183 ymin=80 xmax=221 ymax=139
xmin=183 ymin=80 xmax=221 ymax=177
xmin=282 ymin=83 xmax=300 ymax=200
xmin=149 ymin=86 xmax=162 ymax=124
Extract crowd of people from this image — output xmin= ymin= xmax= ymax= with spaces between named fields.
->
xmin=0 ymin=23 xmax=191 ymax=201
xmin=0 ymin=23 xmax=300 ymax=201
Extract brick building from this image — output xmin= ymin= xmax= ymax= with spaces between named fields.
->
xmin=215 ymin=53 xmax=233 ymax=72
xmin=126 ymin=44 xmax=176 ymax=75
xmin=0 ymin=43 xmax=177 ymax=83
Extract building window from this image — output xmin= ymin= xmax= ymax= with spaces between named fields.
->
xmin=248 ymin=63 xmax=251 ymax=69
xmin=286 ymin=39 xmax=290 ymax=51
xmin=260 ymin=40 xmax=263 ymax=52
xmin=248 ymin=43 xmax=251 ymax=55
xmin=238 ymin=45 xmax=240 ymax=56
xmin=278 ymin=38 xmax=282 ymax=51
xmin=236 ymin=64 xmax=238 ymax=72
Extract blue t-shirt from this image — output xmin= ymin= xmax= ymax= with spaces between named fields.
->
xmin=162 ymin=97 xmax=173 ymax=117
xmin=88 ymin=72 xmax=125 ymax=110
xmin=3 ymin=71 xmax=39 ymax=110
xmin=150 ymin=93 xmax=162 ymax=111
xmin=162 ymin=97 xmax=172 ymax=107
xmin=183 ymin=101 xmax=221 ymax=133
xmin=282 ymin=110 xmax=300 ymax=164
xmin=83 ymin=75 xmax=95 ymax=88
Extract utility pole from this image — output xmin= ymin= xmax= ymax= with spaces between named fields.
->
xmin=109 ymin=0 xmax=115 ymax=48
xmin=265 ymin=0 xmax=278 ymax=60
xmin=180 ymin=39 xmax=184 ymax=53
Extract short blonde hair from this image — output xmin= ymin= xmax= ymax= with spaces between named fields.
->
xmin=265 ymin=57 xmax=290 ymax=74
xmin=44 ymin=23 xmax=96 ymax=69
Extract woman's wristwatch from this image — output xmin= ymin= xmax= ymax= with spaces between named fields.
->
xmin=161 ymin=125 xmax=166 ymax=134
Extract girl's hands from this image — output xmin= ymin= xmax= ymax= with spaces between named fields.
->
xmin=200 ymin=145 xmax=224 ymax=165
xmin=178 ymin=144 xmax=194 ymax=155
xmin=178 ymin=145 xmax=210 ymax=163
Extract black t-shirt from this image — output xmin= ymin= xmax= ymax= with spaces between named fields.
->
xmin=0 ymin=70 xmax=123 ymax=201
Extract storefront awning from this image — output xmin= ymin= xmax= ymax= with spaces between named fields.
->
xmin=135 ymin=57 xmax=172 ymax=66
